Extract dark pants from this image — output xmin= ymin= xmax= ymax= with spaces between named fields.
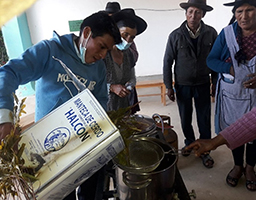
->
xmin=175 ymin=83 xmax=211 ymax=146
xmin=232 ymin=140 xmax=256 ymax=167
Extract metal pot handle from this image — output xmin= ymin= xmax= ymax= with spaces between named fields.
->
xmin=152 ymin=113 xmax=165 ymax=140
xmin=122 ymin=172 xmax=152 ymax=189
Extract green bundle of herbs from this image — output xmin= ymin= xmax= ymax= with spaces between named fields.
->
xmin=107 ymin=105 xmax=142 ymax=141
xmin=0 ymin=95 xmax=37 ymax=200
xmin=107 ymin=104 xmax=144 ymax=166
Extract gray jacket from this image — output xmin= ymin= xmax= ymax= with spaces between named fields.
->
xmin=163 ymin=21 xmax=218 ymax=89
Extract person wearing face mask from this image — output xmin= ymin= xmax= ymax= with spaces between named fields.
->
xmin=105 ymin=2 xmax=141 ymax=114
xmin=104 ymin=8 xmax=147 ymax=112
xmin=104 ymin=2 xmax=139 ymax=62
xmin=0 ymin=11 xmax=121 ymax=200
xmin=207 ymin=0 xmax=256 ymax=191
xmin=163 ymin=0 xmax=218 ymax=168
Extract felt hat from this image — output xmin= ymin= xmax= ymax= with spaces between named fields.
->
xmin=0 ymin=0 xmax=37 ymax=27
xmin=180 ymin=0 xmax=213 ymax=11
xmin=105 ymin=2 xmax=121 ymax=14
xmin=224 ymin=0 xmax=252 ymax=6
xmin=224 ymin=0 xmax=256 ymax=13
xmin=224 ymin=0 xmax=256 ymax=6
xmin=112 ymin=8 xmax=147 ymax=35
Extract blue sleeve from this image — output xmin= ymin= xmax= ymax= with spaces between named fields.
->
xmin=0 ymin=40 xmax=50 ymax=110
xmin=92 ymin=62 xmax=108 ymax=111
xmin=207 ymin=28 xmax=232 ymax=74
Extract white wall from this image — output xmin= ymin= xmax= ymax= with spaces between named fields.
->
xmin=25 ymin=0 xmax=233 ymax=76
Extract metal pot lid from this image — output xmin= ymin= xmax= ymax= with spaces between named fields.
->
xmin=133 ymin=114 xmax=156 ymax=133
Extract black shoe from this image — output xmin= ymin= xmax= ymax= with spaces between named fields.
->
xmin=181 ymin=146 xmax=192 ymax=157
xmin=226 ymin=168 xmax=243 ymax=187
xmin=200 ymin=153 xmax=214 ymax=168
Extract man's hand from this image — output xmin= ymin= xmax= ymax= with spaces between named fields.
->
xmin=0 ymin=122 xmax=14 ymax=140
xmin=167 ymin=88 xmax=175 ymax=101
xmin=185 ymin=139 xmax=214 ymax=157
xmin=110 ymin=84 xmax=130 ymax=98
xmin=0 ymin=123 xmax=21 ymax=152
xmin=185 ymin=134 xmax=228 ymax=157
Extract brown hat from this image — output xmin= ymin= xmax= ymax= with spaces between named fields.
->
xmin=180 ymin=0 xmax=213 ymax=11
xmin=224 ymin=0 xmax=256 ymax=13
xmin=224 ymin=0 xmax=256 ymax=6
xmin=105 ymin=2 xmax=121 ymax=14
xmin=112 ymin=8 xmax=147 ymax=35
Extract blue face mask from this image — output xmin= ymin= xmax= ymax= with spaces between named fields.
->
xmin=116 ymin=37 xmax=132 ymax=51
xmin=79 ymin=31 xmax=92 ymax=64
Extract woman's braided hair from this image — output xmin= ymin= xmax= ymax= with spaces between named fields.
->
xmin=235 ymin=26 xmax=247 ymax=64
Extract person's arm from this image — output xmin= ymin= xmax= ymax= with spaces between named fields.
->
xmin=186 ymin=107 xmax=256 ymax=155
xmin=110 ymin=72 xmax=133 ymax=98
xmin=210 ymin=70 xmax=218 ymax=97
xmin=0 ymin=106 xmax=23 ymax=142
xmin=0 ymin=109 xmax=14 ymax=140
xmin=186 ymin=134 xmax=228 ymax=157
xmin=104 ymin=53 xmax=130 ymax=98
xmin=206 ymin=28 xmax=232 ymax=74
xmin=163 ymin=33 xmax=176 ymax=102
xmin=0 ymin=40 xmax=50 ymax=112
xmin=0 ymin=123 xmax=15 ymax=140
xmin=167 ymin=88 xmax=175 ymax=102
xmin=0 ymin=40 xmax=53 ymax=140
xmin=163 ymin=33 xmax=175 ymax=100
xmin=109 ymin=84 xmax=130 ymax=98
xmin=126 ymin=67 xmax=136 ymax=88
xmin=93 ymin=63 xmax=108 ymax=110
xmin=219 ymin=107 xmax=256 ymax=149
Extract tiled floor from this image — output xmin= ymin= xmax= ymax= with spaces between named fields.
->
xmin=136 ymin=84 xmax=256 ymax=200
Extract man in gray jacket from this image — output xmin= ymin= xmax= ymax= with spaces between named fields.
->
xmin=163 ymin=0 xmax=217 ymax=168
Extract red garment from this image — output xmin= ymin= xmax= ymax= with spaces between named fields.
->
xmin=220 ymin=107 xmax=256 ymax=150
xmin=242 ymin=31 xmax=256 ymax=60
xmin=225 ymin=32 xmax=256 ymax=63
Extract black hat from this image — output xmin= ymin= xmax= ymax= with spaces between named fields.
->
xmin=180 ymin=0 xmax=213 ymax=11
xmin=112 ymin=8 xmax=147 ymax=35
xmin=224 ymin=0 xmax=256 ymax=6
xmin=105 ymin=2 xmax=121 ymax=14
xmin=224 ymin=0 xmax=256 ymax=13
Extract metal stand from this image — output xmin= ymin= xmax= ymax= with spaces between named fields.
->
xmin=173 ymin=168 xmax=192 ymax=200
xmin=96 ymin=163 xmax=193 ymax=200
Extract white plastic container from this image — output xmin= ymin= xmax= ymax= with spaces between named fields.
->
xmin=19 ymin=89 xmax=124 ymax=199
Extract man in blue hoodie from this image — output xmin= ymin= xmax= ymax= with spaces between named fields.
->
xmin=0 ymin=11 xmax=121 ymax=200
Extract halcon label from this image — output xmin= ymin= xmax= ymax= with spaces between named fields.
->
xmin=44 ymin=127 xmax=71 ymax=152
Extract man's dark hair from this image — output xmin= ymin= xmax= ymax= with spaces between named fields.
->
xmin=79 ymin=11 xmax=121 ymax=44
xmin=185 ymin=8 xmax=206 ymax=17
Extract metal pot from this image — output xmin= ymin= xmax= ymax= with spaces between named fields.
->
xmin=113 ymin=139 xmax=165 ymax=173
xmin=114 ymin=137 xmax=178 ymax=200
xmin=132 ymin=115 xmax=157 ymax=137
xmin=152 ymin=114 xmax=178 ymax=150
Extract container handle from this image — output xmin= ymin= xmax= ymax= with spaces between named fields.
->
xmin=122 ymin=172 xmax=152 ymax=189
xmin=152 ymin=113 xmax=165 ymax=141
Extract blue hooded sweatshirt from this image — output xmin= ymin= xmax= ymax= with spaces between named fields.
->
xmin=0 ymin=31 xmax=108 ymax=122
